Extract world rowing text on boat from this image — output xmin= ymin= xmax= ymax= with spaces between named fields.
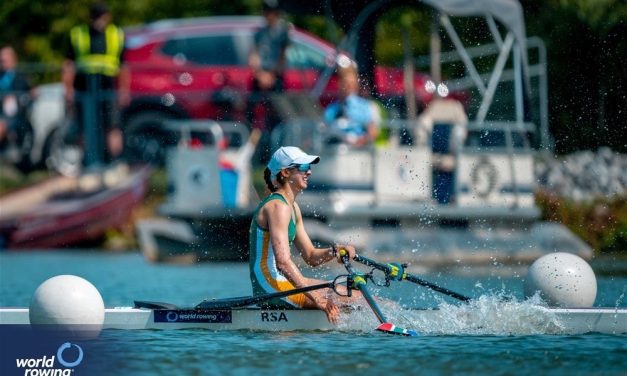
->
xmin=154 ymin=310 xmax=232 ymax=323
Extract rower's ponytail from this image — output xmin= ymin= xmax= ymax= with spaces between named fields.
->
xmin=264 ymin=167 xmax=278 ymax=192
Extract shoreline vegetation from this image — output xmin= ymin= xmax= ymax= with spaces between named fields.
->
xmin=1 ymin=164 xmax=625 ymax=259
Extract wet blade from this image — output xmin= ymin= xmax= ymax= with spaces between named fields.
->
xmin=377 ymin=322 xmax=419 ymax=337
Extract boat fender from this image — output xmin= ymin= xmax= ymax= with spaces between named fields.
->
xmin=29 ymin=275 xmax=105 ymax=336
xmin=524 ymin=252 xmax=597 ymax=307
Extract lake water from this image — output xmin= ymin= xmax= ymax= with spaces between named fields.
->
xmin=1 ymin=251 xmax=626 ymax=375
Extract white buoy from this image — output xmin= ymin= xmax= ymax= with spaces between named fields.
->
xmin=524 ymin=252 xmax=597 ymax=307
xmin=29 ymin=275 xmax=105 ymax=332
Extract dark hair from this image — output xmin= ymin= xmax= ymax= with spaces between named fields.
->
xmin=264 ymin=168 xmax=277 ymax=192
xmin=264 ymin=167 xmax=290 ymax=193
xmin=262 ymin=0 xmax=280 ymax=11
xmin=90 ymin=3 xmax=110 ymax=21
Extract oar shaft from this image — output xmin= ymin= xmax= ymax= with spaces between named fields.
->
xmin=404 ymin=275 xmax=471 ymax=302
xmin=342 ymin=252 xmax=388 ymax=323
xmin=358 ymin=283 xmax=388 ymax=323
xmin=354 ymin=255 xmax=471 ymax=302
xmin=196 ymin=281 xmax=335 ymax=309
xmin=340 ymin=250 xmax=418 ymax=336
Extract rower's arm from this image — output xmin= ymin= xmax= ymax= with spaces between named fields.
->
xmin=267 ymin=203 xmax=311 ymax=288
xmin=293 ymin=203 xmax=336 ymax=267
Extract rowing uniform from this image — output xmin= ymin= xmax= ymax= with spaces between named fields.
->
xmin=249 ymin=193 xmax=307 ymax=308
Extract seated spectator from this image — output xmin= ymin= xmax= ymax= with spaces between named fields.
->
xmin=416 ymin=98 xmax=468 ymax=204
xmin=323 ymin=64 xmax=379 ymax=147
xmin=0 ymin=45 xmax=32 ymax=159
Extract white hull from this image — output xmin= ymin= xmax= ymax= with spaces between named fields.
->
xmin=1 ymin=307 xmax=625 ymax=335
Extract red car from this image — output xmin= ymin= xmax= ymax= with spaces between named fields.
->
xmin=122 ymin=16 xmax=454 ymax=162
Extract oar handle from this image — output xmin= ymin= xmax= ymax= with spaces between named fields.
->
xmin=354 ymin=254 xmax=472 ymax=303
xmin=339 ymin=249 xmax=355 ymax=272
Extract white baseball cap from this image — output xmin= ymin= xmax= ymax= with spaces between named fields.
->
xmin=267 ymin=146 xmax=320 ymax=176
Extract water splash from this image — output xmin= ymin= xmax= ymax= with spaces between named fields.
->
xmin=338 ymin=293 xmax=569 ymax=336
xmin=615 ymin=285 xmax=626 ymax=311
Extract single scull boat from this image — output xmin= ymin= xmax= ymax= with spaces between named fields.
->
xmin=1 ymin=306 xmax=625 ymax=334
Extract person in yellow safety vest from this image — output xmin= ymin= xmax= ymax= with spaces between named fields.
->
xmin=62 ymin=2 xmax=130 ymax=166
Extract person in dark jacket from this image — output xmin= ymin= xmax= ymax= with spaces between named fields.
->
xmin=63 ymin=2 xmax=129 ymax=166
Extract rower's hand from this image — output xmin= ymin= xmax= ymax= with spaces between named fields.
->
xmin=335 ymin=244 xmax=357 ymax=263
xmin=323 ymin=291 xmax=340 ymax=325
xmin=313 ymin=290 xmax=339 ymax=324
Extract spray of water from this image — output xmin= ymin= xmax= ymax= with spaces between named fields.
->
xmin=336 ymin=292 xmax=569 ymax=335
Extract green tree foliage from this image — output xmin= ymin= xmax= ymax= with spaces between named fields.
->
xmin=536 ymin=190 xmax=627 ymax=255
xmin=374 ymin=7 xmax=431 ymax=66
xmin=559 ymin=0 xmax=626 ymax=34
xmin=524 ymin=0 xmax=626 ymax=153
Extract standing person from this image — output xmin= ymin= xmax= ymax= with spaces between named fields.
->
xmin=63 ymin=2 xmax=129 ymax=167
xmin=248 ymin=0 xmax=290 ymax=94
xmin=249 ymin=146 xmax=360 ymax=323
xmin=247 ymin=0 xmax=290 ymax=163
xmin=323 ymin=64 xmax=380 ymax=146
xmin=0 ymin=45 xmax=32 ymax=165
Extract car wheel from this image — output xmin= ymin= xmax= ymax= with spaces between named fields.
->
xmin=13 ymin=121 xmax=35 ymax=173
xmin=124 ymin=111 xmax=176 ymax=165
xmin=44 ymin=124 xmax=83 ymax=177
xmin=1 ymin=120 xmax=35 ymax=173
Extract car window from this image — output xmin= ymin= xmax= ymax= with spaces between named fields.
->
xmin=286 ymin=39 xmax=327 ymax=70
xmin=161 ymin=33 xmax=251 ymax=66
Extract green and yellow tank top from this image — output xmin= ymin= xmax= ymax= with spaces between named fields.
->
xmin=249 ymin=193 xmax=306 ymax=308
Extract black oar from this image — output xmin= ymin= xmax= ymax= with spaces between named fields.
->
xmin=354 ymin=254 xmax=472 ymax=303
xmin=194 ymin=280 xmax=338 ymax=309
xmin=135 ymin=281 xmax=338 ymax=311
xmin=340 ymin=250 xmax=417 ymax=336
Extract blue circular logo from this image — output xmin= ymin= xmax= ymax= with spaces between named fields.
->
xmin=166 ymin=311 xmax=179 ymax=322
xmin=57 ymin=342 xmax=83 ymax=368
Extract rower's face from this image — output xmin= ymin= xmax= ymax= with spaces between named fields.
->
xmin=286 ymin=165 xmax=312 ymax=190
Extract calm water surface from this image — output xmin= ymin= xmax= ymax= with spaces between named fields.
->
xmin=1 ymin=251 xmax=625 ymax=376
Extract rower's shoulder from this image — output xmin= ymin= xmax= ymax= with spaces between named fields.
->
xmin=260 ymin=195 xmax=292 ymax=216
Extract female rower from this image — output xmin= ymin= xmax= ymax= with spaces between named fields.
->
xmin=249 ymin=146 xmax=359 ymax=323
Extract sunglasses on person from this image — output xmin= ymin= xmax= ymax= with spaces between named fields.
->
xmin=288 ymin=163 xmax=312 ymax=172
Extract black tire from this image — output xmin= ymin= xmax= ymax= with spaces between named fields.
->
xmin=123 ymin=111 xmax=176 ymax=165
xmin=12 ymin=121 xmax=35 ymax=173
xmin=40 ymin=123 xmax=65 ymax=170
xmin=0 ymin=122 xmax=35 ymax=173
xmin=43 ymin=123 xmax=83 ymax=177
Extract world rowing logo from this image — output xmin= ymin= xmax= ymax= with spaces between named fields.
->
xmin=57 ymin=342 xmax=84 ymax=368
xmin=15 ymin=342 xmax=84 ymax=375
xmin=166 ymin=311 xmax=179 ymax=322
xmin=154 ymin=309 xmax=233 ymax=323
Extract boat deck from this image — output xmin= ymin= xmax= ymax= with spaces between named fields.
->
xmin=1 ymin=307 xmax=625 ymax=335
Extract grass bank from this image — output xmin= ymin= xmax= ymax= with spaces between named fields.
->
xmin=535 ymin=189 xmax=627 ymax=257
